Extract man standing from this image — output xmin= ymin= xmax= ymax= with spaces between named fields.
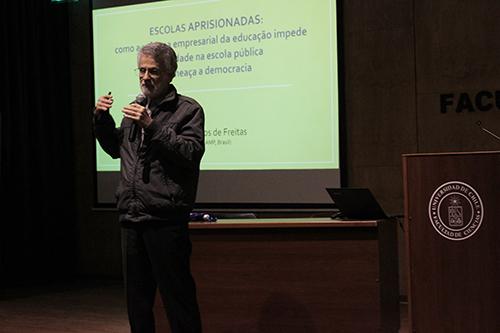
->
xmin=94 ymin=42 xmax=203 ymax=333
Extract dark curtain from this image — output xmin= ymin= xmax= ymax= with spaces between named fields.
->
xmin=1 ymin=1 xmax=76 ymax=285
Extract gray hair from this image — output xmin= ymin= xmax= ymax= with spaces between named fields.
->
xmin=138 ymin=42 xmax=177 ymax=78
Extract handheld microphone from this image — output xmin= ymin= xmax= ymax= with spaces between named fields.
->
xmin=476 ymin=120 xmax=500 ymax=142
xmin=128 ymin=93 xmax=147 ymax=142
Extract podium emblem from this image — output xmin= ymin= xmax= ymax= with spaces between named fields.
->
xmin=428 ymin=181 xmax=483 ymax=241
xmin=448 ymin=196 xmax=464 ymax=227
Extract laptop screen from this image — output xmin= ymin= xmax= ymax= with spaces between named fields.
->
xmin=325 ymin=188 xmax=388 ymax=220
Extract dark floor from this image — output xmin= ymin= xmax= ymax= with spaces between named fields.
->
xmin=0 ymin=279 xmax=408 ymax=333
xmin=0 ymin=279 xmax=128 ymax=333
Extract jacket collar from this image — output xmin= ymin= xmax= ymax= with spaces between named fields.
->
xmin=150 ymin=84 xmax=178 ymax=112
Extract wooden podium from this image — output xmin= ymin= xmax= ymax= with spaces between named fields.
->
xmin=402 ymin=151 xmax=500 ymax=333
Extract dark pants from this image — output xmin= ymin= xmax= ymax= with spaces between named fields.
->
xmin=121 ymin=221 xmax=202 ymax=333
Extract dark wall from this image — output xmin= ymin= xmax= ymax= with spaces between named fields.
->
xmin=415 ymin=1 xmax=500 ymax=153
xmin=67 ymin=0 xmax=500 ymax=286
xmin=344 ymin=0 xmax=500 ymax=295
xmin=66 ymin=0 xmax=123 ymax=277
xmin=344 ymin=0 xmax=500 ymax=216
xmin=344 ymin=0 xmax=417 ymax=215
xmin=0 ymin=1 xmax=77 ymax=284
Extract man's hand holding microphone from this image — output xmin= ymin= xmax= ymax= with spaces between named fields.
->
xmin=95 ymin=92 xmax=150 ymax=142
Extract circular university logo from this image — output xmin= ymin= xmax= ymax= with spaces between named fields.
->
xmin=428 ymin=181 xmax=484 ymax=241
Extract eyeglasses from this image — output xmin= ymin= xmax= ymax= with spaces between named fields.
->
xmin=135 ymin=67 xmax=161 ymax=78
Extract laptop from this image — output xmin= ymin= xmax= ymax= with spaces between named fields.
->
xmin=325 ymin=187 xmax=388 ymax=220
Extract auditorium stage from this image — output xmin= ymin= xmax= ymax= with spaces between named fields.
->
xmin=0 ymin=278 xmax=409 ymax=333
xmin=1 ymin=218 xmax=404 ymax=332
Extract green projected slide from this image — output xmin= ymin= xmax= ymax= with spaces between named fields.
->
xmin=93 ymin=0 xmax=339 ymax=172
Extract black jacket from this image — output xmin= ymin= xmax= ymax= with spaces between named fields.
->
xmin=94 ymin=85 xmax=205 ymax=223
